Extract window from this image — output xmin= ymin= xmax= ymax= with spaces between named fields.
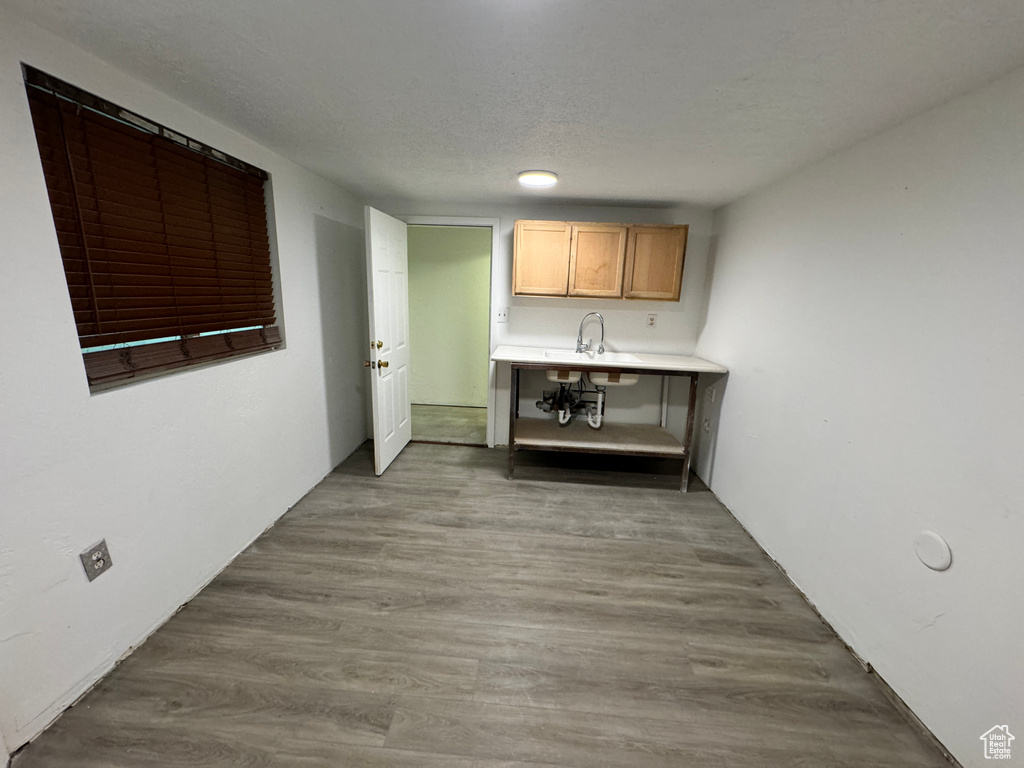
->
xmin=24 ymin=65 xmax=281 ymax=389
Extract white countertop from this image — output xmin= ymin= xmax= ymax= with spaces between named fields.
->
xmin=491 ymin=345 xmax=728 ymax=374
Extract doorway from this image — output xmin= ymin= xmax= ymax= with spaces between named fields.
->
xmin=406 ymin=223 xmax=492 ymax=446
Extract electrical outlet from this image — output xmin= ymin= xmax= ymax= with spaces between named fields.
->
xmin=496 ymin=307 xmax=509 ymax=324
xmin=80 ymin=539 xmax=113 ymax=582
xmin=702 ymin=418 xmax=711 ymax=434
xmin=646 ymin=313 xmax=657 ymax=328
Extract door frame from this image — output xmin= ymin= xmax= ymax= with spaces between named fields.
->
xmin=402 ymin=216 xmax=499 ymax=448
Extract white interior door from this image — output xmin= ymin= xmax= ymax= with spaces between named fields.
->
xmin=365 ymin=206 xmax=412 ymax=475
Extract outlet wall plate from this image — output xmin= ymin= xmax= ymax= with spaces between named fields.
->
xmin=646 ymin=313 xmax=657 ymax=328
xmin=496 ymin=307 xmax=509 ymax=323
xmin=80 ymin=539 xmax=113 ymax=582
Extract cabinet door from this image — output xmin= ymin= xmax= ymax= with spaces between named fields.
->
xmin=513 ymin=220 xmax=572 ymax=296
xmin=568 ymin=223 xmax=628 ymax=298
xmin=623 ymin=225 xmax=688 ymax=300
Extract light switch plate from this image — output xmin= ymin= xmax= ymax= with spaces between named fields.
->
xmin=80 ymin=539 xmax=113 ymax=582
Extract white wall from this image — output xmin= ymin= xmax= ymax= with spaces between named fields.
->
xmin=0 ymin=10 xmax=368 ymax=754
xmin=369 ymin=198 xmax=715 ymax=444
xmin=696 ymin=65 xmax=1024 ymax=767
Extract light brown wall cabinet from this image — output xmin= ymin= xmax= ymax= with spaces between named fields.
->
xmin=512 ymin=220 xmax=572 ymax=296
xmin=569 ymin=223 xmax=628 ymax=298
xmin=623 ymin=225 xmax=687 ymax=300
xmin=513 ymin=220 xmax=687 ymax=300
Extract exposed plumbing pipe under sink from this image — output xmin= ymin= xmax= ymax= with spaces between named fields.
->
xmin=585 ymin=387 xmax=605 ymax=429
xmin=539 ymin=381 xmax=605 ymax=429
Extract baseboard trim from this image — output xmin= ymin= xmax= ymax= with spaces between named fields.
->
xmin=410 ymin=438 xmax=488 ymax=448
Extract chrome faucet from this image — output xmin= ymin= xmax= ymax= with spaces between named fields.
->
xmin=576 ymin=312 xmax=605 ymax=354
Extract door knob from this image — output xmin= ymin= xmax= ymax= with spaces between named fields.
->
xmin=375 ymin=340 xmax=383 ymax=349
xmin=378 ymin=360 xmax=389 ymax=368
xmin=363 ymin=360 xmax=374 ymax=368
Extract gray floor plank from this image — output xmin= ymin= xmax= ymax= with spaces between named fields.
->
xmin=411 ymin=404 xmax=487 ymax=445
xmin=12 ymin=442 xmax=949 ymax=768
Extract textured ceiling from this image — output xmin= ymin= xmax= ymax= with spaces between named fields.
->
xmin=5 ymin=0 xmax=1024 ymax=207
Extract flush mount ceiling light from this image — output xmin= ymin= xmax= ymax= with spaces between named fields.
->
xmin=518 ymin=170 xmax=558 ymax=187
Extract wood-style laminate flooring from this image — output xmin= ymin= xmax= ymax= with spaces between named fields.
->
xmin=411 ymin=404 xmax=487 ymax=445
xmin=13 ymin=443 xmax=950 ymax=768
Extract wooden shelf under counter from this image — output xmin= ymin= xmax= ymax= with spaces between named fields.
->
xmin=514 ymin=418 xmax=686 ymax=457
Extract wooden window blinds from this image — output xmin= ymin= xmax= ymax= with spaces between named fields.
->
xmin=24 ymin=66 xmax=281 ymax=388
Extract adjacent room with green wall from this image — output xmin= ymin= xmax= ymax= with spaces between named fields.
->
xmin=407 ymin=225 xmax=491 ymax=407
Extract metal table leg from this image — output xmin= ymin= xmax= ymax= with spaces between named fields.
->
xmin=507 ymin=365 xmax=519 ymax=479
xmin=680 ymin=373 xmax=698 ymax=492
